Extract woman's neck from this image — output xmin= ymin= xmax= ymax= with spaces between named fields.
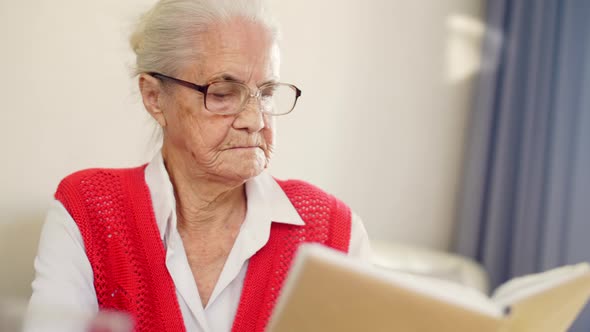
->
xmin=162 ymin=147 xmax=247 ymax=235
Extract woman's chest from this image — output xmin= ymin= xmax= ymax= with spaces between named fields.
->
xmin=167 ymin=243 xmax=249 ymax=332
xmin=183 ymin=242 xmax=233 ymax=307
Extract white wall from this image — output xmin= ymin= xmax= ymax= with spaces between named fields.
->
xmin=0 ymin=0 xmax=483 ymax=298
xmin=271 ymin=1 xmax=484 ymax=250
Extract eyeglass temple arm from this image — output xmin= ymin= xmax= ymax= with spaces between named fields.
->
xmin=148 ymin=72 xmax=208 ymax=94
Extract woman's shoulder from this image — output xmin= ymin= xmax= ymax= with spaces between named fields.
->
xmin=274 ymin=177 xmax=330 ymax=196
xmin=54 ymin=164 xmax=150 ymax=204
xmin=272 ymin=177 xmax=348 ymax=208
xmin=58 ymin=164 xmax=148 ymax=186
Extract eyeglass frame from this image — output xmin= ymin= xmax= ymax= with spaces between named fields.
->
xmin=147 ymin=72 xmax=302 ymax=116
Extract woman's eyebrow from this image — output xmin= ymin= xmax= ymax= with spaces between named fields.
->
xmin=210 ymin=73 xmax=279 ymax=86
xmin=259 ymin=78 xmax=278 ymax=86
xmin=209 ymin=73 xmax=243 ymax=83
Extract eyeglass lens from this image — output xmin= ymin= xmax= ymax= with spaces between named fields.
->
xmin=205 ymin=82 xmax=297 ymax=115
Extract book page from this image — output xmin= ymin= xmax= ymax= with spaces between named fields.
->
xmin=503 ymin=272 xmax=590 ymax=332
xmin=491 ymin=263 xmax=590 ymax=308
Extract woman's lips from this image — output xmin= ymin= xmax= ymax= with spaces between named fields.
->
xmin=226 ymin=145 xmax=260 ymax=150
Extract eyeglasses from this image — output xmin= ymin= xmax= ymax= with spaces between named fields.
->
xmin=148 ymin=72 xmax=302 ymax=116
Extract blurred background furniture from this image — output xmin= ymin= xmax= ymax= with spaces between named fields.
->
xmin=0 ymin=296 xmax=27 ymax=332
xmin=371 ymin=239 xmax=489 ymax=294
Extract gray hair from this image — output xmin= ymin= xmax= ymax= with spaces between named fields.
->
xmin=129 ymin=0 xmax=279 ymax=76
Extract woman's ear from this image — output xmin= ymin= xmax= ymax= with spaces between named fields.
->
xmin=139 ymin=74 xmax=167 ymax=127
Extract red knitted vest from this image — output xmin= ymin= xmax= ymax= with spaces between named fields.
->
xmin=55 ymin=166 xmax=351 ymax=332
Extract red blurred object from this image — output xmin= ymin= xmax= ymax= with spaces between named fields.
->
xmin=86 ymin=310 xmax=134 ymax=332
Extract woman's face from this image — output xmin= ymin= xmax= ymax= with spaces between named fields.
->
xmin=160 ymin=18 xmax=279 ymax=183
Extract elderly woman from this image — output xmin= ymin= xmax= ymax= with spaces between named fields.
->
xmin=26 ymin=0 xmax=370 ymax=331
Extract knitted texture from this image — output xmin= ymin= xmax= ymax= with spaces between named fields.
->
xmin=55 ymin=166 xmax=186 ymax=332
xmin=56 ymin=168 xmax=351 ymax=332
xmin=231 ymin=179 xmax=351 ymax=332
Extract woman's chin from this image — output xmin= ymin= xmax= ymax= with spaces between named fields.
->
xmin=228 ymin=149 xmax=267 ymax=173
xmin=218 ymin=156 xmax=268 ymax=182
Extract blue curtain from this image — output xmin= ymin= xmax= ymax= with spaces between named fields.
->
xmin=455 ymin=0 xmax=590 ymax=330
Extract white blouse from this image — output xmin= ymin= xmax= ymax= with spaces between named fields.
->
xmin=25 ymin=152 xmax=371 ymax=332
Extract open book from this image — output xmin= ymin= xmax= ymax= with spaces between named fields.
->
xmin=266 ymin=244 xmax=590 ymax=332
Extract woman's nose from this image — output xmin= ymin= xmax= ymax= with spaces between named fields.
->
xmin=233 ymin=99 xmax=265 ymax=133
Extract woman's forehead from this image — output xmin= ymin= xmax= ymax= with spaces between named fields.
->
xmin=193 ymin=18 xmax=279 ymax=82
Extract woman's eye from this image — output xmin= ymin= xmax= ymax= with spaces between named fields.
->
xmin=209 ymin=90 xmax=238 ymax=99
xmin=261 ymin=87 xmax=276 ymax=98
xmin=211 ymin=93 xmax=229 ymax=98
